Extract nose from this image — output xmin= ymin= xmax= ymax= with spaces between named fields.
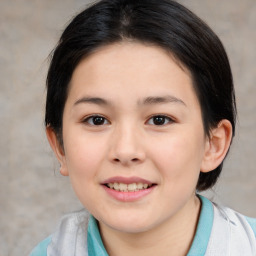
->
xmin=108 ymin=124 xmax=146 ymax=166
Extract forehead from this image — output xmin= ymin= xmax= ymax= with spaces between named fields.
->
xmin=68 ymin=42 xmax=199 ymax=108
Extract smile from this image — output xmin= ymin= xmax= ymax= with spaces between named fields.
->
xmin=102 ymin=176 xmax=156 ymax=201
xmin=106 ymin=182 xmax=153 ymax=192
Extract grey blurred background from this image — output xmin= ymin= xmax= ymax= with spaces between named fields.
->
xmin=0 ymin=0 xmax=255 ymax=255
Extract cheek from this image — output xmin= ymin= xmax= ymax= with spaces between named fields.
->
xmin=64 ymin=131 xmax=107 ymax=177
xmin=150 ymin=130 xmax=205 ymax=182
xmin=63 ymin=133 xmax=108 ymax=206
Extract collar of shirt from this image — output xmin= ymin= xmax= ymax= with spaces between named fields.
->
xmin=87 ymin=195 xmax=213 ymax=256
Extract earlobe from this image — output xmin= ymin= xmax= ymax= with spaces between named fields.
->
xmin=201 ymin=120 xmax=233 ymax=173
xmin=46 ymin=126 xmax=69 ymax=176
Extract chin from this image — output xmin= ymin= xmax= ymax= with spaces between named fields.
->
xmin=99 ymin=214 xmax=156 ymax=234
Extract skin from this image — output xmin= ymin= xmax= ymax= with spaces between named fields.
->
xmin=47 ymin=42 xmax=232 ymax=256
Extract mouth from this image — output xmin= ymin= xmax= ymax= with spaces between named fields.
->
xmin=104 ymin=182 xmax=155 ymax=192
xmin=101 ymin=177 xmax=156 ymax=202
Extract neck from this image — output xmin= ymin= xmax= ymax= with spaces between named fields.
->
xmin=99 ymin=195 xmax=201 ymax=256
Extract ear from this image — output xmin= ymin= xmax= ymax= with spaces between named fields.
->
xmin=201 ymin=120 xmax=233 ymax=173
xmin=46 ymin=126 xmax=69 ymax=176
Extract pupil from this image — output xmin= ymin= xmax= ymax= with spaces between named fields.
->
xmin=154 ymin=116 xmax=165 ymax=125
xmin=93 ymin=116 xmax=104 ymax=125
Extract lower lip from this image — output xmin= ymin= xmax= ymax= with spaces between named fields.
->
xmin=102 ymin=185 xmax=155 ymax=202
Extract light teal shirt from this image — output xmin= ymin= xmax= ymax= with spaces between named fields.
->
xmin=87 ymin=195 xmax=213 ymax=256
xmin=30 ymin=195 xmax=256 ymax=256
xmin=30 ymin=236 xmax=51 ymax=256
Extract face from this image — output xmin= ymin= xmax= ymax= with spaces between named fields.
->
xmin=55 ymin=42 xmax=209 ymax=234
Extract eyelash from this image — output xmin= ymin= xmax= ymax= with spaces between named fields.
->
xmin=146 ymin=115 xmax=174 ymax=126
xmin=82 ymin=114 xmax=175 ymax=126
xmin=82 ymin=115 xmax=110 ymax=126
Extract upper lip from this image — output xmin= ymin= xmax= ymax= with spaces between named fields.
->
xmin=101 ymin=176 xmax=154 ymax=185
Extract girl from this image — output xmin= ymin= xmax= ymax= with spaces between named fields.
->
xmin=30 ymin=0 xmax=256 ymax=255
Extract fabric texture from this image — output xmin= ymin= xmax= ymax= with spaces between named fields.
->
xmin=188 ymin=195 xmax=214 ymax=255
xmin=87 ymin=216 xmax=109 ymax=256
xmin=47 ymin=209 xmax=89 ymax=256
xmin=29 ymin=236 xmax=51 ymax=256
xmin=246 ymin=216 xmax=256 ymax=237
xmin=206 ymin=203 xmax=256 ymax=255
xmin=29 ymin=195 xmax=256 ymax=256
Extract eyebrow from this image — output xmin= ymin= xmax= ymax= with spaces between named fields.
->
xmin=141 ymin=95 xmax=187 ymax=107
xmin=74 ymin=97 xmax=110 ymax=106
xmin=73 ymin=95 xmax=186 ymax=107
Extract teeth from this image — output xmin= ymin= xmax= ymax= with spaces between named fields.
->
xmin=107 ymin=182 xmax=152 ymax=192
xmin=119 ymin=183 xmax=128 ymax=192
xmin=128 ymin=183 xmax=137 ymax=191
xmin=143 ymin=184 xmax=148 ymax=189
xmin=137 ymin=183 xmax=143 ymax=189
xmin=114 ymin=182 xmax=119 ymax=190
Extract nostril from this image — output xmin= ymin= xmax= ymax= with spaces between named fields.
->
xmin=112 ymin=158 xmax=139 ymax=163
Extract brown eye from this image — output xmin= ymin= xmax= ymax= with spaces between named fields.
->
xmin=84 ymin=115 xmax=109 ymax=126
xmin=147 ymin=115 xmax=173 ymax=126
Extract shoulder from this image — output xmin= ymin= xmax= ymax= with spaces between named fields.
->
xmin=213 ymin=202 xmax=256 ymax=239
xmin=245 ymin=216 xmax=256 ymax=237
xmin=29 ymin=210 xmax=90 ymax=256
xmin=217 ymin=204 xmax=256 ymax=237
xmin=210 ymin=202 xmax=256 ymax=254
xmin=29 ymin=236 xmax=52 ymax=256
xmin=48 ymin=210 xmax=90 ymax=255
